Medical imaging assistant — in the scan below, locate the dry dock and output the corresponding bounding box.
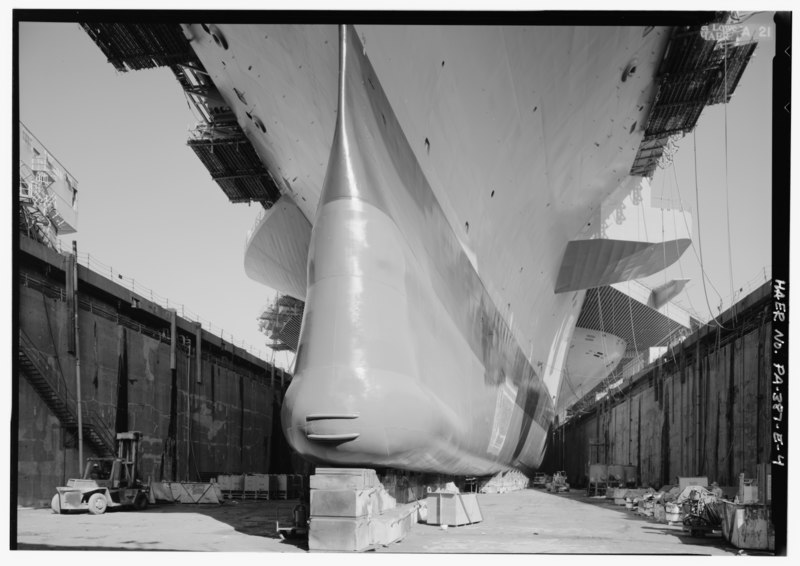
[16,489,749,554]
[16,236,302,508]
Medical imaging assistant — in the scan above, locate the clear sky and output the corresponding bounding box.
[15,13,777,373]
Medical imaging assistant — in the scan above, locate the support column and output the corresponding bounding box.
[71,241,83,469]
[195,322,203,384]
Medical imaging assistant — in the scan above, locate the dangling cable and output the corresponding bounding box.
[668,173,702,320]
[692,131,728,329]
[671,158,726,313]
[595,287,618,401]
[722,41,738,322]
[661,204,668,285]
[625,283,640,366]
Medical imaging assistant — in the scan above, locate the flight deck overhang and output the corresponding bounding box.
[578,281,697,352]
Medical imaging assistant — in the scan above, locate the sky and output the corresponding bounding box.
[13,12,779,375]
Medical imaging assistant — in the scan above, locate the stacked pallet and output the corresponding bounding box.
[215,473,306,500]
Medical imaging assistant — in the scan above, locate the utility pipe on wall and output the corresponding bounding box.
[72,241,83,470]
[168,308,178,480]
[169,309,177,371]
[185,336,192,481]
[195,322,202,384]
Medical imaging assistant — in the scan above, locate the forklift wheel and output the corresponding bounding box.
[88,493,108,515]
[50,494,61,514]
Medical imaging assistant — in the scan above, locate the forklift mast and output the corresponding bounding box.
[116,431,142,486]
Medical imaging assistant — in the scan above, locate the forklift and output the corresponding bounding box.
[546,471,571,492]
[51,431,150,515]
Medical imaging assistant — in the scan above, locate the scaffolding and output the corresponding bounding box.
[630,14,758,177]
[188,133,283,206]
[19,162,57,247]
[19,124,79,249]
[80,23,200,72]
[258,296,305,353]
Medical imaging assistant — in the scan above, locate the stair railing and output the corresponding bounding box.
[18,328,73,406]
[18,329,116,456]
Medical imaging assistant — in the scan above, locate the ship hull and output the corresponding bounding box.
[184,23,674,474]
[285,198,551,473]
[557,327,628,414]
[283,27,552,475]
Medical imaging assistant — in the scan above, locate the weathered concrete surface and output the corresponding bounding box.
[376,490,740,555]
[15,490,753,555]
[15,500,307,552]
[17,236,300,507]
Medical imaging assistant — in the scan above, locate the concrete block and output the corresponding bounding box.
[376,487,396,513]
[309,516,371,552]
[311,488,376,518]
[369,503,417,546]
[310,468,378,490]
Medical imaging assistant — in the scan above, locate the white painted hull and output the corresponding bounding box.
[185,23,675,473]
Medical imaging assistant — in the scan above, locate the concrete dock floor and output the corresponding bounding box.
[14,488,755,555]
[377,489,739,555]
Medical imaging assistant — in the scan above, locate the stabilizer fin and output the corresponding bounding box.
[555,238,690,293]
[648,278,690,309]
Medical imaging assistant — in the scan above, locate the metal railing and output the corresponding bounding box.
[51,249,270,361]
[18,329,116,456]
[19,329,72,404]
[89,252,265,358]
[84,412,116,456]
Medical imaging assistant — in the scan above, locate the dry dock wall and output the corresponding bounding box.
[16,236,294,507]
[546,283,772,489]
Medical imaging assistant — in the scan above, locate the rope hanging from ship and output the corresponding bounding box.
[722,41,738,325]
